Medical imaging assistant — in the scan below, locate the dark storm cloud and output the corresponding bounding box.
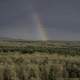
[34,0,80,32]
[0,0,80,40]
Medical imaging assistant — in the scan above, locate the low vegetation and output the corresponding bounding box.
[0,40,80,80]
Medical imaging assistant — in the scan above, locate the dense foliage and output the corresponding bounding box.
[0,46,80,56]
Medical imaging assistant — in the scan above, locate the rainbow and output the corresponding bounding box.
[33,13,48,41]
[28,4,48,41]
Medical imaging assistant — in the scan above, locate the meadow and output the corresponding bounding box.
[0,40,80,80]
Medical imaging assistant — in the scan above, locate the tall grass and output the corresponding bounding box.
[0,53,79,80]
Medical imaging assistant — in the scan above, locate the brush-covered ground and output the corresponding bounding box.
[0,40,80,80]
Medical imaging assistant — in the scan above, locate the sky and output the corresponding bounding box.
[0,0,80,40]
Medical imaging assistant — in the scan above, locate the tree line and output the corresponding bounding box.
[0,46,80,56]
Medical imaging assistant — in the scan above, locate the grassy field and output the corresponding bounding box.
[0,40,80,80]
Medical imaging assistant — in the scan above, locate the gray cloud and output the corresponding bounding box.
[0,0,80,40]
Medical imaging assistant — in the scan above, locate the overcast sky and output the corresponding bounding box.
[0,0,80,40]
